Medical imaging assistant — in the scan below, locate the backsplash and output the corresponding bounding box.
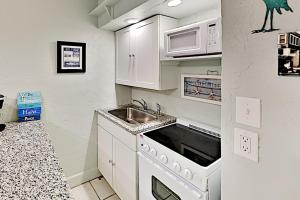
[132,59,221,128]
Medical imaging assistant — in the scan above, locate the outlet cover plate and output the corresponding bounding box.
[234,128,258,162]
[236,96,261,128]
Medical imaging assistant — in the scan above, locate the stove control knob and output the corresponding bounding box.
[184,169,193,180]
[150,148,157,157]
[143,144,150,152]
[160,155,168,164]
[173,162,181,173]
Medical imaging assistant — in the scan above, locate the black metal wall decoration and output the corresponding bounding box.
[252,0,293,34]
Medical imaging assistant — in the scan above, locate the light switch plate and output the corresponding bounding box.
[234,128,258,162]
[236,96,261,128]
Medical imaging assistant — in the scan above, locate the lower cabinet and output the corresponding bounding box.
[98,126,137,200]
[98,127,113,186]
[113,138,137,200]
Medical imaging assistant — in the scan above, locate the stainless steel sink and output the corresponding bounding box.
[108,107,157,124]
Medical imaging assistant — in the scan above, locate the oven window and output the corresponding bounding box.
[152,176,181,200]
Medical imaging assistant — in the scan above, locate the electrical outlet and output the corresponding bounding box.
[240,135,251,154]
[234,128,258,162]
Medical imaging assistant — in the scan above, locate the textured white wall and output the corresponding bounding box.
[222,0,300,199]
[0,0,131,187]
[132,59,222,128]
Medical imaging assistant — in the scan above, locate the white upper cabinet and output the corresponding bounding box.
[116,29,132,85]
[134,20,159,89]
[116,15,178,90]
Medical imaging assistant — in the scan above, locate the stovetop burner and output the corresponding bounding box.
[144,123,221,167]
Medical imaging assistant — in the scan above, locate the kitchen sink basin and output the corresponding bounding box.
[108,107,157,124]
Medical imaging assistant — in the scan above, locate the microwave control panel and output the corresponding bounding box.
[207,18,222,53]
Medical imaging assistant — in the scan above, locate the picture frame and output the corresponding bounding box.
[278,32,300,76]
[181,74,222,105]
[57,41,86,73]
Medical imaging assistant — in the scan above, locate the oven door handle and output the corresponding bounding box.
[139,152,206,200]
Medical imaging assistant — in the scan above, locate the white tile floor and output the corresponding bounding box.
[71,177,120,200]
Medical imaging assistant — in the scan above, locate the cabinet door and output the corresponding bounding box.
[113,139,137,200]
[116,29,133,85]
[98,127,113,186]
[133,19,160,89]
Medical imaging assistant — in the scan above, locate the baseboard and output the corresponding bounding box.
[66,168,101,188]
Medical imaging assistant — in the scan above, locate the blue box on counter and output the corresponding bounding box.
[17,91,42,122]
[18,115,41,122]
[18,102,41,109]
[18,107,42,117]
[17,91,42,106]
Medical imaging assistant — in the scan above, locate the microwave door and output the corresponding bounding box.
[165,24,207,57]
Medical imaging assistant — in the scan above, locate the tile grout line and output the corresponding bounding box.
[89,177,116,200]
[89,179,102,200]
[103,193,116,200]
[70,176,102,190]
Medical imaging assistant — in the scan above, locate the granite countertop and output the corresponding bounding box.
[96,104,176,134]
[0,121,72,200]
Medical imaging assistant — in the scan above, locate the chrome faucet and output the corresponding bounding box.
[132,99,148,110]
[156,103,161,116]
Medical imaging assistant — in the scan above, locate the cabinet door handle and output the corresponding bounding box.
[112,163,116,166]
[109,160,113,164]
[132,54,135,69]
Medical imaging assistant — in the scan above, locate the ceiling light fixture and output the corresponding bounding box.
[167,0,182,7]
[125,18,139,24]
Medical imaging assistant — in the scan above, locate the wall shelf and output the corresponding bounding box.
[161,54,222,61]
[91,0,219,31]
[89,0,120,17]
[100,0,165,31]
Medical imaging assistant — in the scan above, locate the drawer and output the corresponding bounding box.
[98,115,137,151]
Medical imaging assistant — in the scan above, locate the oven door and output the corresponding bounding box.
[138,152,208,200]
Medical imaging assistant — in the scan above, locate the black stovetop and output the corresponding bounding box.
[145,124,221,167]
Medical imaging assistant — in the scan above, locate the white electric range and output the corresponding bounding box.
[138,119,221,200]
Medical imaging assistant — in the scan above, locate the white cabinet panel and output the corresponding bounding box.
[134,21,159,89]
[116,29,132,85]
[113,139,137,200]
[115,15,178,90]
[98,116,138,200]
[98,127,113,186]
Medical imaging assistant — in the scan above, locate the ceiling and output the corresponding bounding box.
[151,0,219,19]
[100,0,220,31]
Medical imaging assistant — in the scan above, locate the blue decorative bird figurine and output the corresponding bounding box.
[252,0,293,33]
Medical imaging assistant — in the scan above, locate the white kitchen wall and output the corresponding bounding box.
[222,0,300,199]
[132,9,222,128]
[132,59,221,128]
[0,0,131,187]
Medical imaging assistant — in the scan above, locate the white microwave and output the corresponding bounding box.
[164,18,222,57]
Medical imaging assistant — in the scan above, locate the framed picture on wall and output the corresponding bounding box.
[278,32,300,76]
[181,74,222,105]
[57,41,86,73]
